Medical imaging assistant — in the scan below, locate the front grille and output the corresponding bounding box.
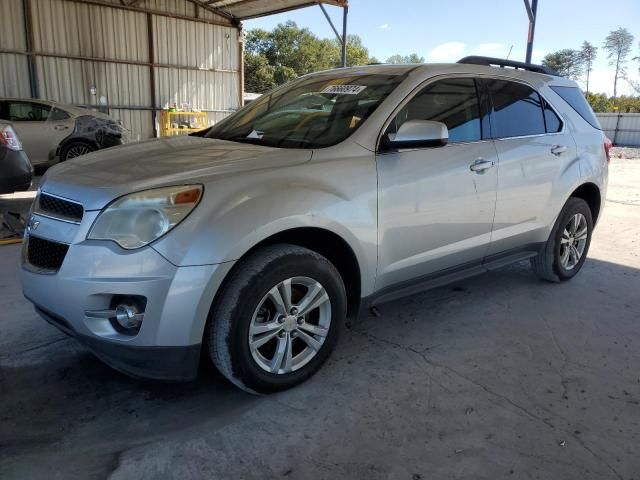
[26,236,69,272]
[37,193,84,223]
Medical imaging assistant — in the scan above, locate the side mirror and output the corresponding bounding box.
[383,120,448,150]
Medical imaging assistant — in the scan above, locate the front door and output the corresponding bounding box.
[376,77,498,291]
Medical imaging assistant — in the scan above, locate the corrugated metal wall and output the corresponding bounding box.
[596,113,640,147]
[0,0,30,98]
[0,0,241,141]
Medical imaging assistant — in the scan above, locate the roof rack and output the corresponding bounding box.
[457,56,559,76]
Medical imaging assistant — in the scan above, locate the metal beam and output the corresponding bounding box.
[318,3,349,67]
[522,0,534,22]
[63,0,237,28]
[341,5,348,68]
[318,4,343,44]
[21,0,39,99]
[0,48,239,75]
[524,0,538,64]
[185,0,237,22]
[146,13,158,137]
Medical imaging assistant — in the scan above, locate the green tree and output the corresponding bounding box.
[629,41,640,95]
[244,52,276,93]
[585,92,612,112]
[542,49,583,79]
[579,41,598,94]
[243,21,374,93]
[603,27,634,98]
[386,53,425,64]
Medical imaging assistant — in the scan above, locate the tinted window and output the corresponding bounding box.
[7,102,51,122]
[550,86,601,129]
[389,78,482,143]
[49,107,71,121]
[487,80,545,138]
[543,99,562,133]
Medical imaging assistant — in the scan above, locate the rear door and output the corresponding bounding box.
[482,78,577,256]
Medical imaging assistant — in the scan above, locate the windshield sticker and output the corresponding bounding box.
[321,85,367,95]
[246,129,264,139]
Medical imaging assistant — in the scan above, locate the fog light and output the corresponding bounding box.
[115,304,143,329]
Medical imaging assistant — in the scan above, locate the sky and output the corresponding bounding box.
[245,0,640,96]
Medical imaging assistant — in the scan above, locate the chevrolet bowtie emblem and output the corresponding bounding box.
[27,218,40,233]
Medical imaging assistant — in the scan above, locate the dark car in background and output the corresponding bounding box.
[0,98,129,168]
[0,122,32,195]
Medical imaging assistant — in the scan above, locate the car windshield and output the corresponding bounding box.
[205,71,409,149]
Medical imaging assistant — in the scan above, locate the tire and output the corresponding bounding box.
[206,244,347,394]
[531,197,593,282]
[60,141,95,161]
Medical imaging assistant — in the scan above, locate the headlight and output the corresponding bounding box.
[88,185,202,249]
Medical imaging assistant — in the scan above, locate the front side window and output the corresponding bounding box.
[206,71,409,149]
[387,77,482,144]
[486,80,545,138]
[7,102,51,122]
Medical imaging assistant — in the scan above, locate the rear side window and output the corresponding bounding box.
[543,99,562,133]
[390,77,482,143]
[49,107,71,121]
[486,80,545,138]
[550,86,601,129]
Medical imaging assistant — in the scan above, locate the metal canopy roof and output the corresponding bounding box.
[203,0,348,21]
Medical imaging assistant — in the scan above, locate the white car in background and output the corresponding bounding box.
[0,98,129,167]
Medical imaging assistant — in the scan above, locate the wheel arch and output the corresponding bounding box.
[212,227,363,322]
[570,182,601,224]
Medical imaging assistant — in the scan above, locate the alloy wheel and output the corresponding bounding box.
[65,144,93,159]
[559,213,588,270]
[248,276,332,375]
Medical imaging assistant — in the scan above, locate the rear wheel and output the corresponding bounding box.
[60,142,95,161]
[206,244,346,394]
[531,197,593,282]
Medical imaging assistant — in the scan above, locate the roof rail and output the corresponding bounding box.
[457,56,559,76]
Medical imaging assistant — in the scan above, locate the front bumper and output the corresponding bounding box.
[21,215,231,381]
[33,303,201,381]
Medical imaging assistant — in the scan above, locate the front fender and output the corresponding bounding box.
[152,154,378,295]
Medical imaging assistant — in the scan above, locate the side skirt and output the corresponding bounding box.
[364,243,543,309]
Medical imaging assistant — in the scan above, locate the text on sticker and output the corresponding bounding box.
[321,85,368,95]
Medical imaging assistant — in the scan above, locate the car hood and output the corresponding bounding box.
[41,136,312,210]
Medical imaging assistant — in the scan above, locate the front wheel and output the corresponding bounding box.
[531,197,593,282]
[206,244,346,394]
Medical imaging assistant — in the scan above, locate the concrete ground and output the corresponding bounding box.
[1,153,639,480]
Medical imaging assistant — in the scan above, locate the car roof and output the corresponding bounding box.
[306,63,577,88]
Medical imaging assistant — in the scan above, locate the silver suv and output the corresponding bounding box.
[21,57,609,393]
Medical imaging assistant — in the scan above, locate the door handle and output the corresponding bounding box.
[54,125,69,131]
[469,158,495,173]
[551,145,567,156]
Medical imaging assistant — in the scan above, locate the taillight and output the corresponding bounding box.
[604,136,613,164]
[0,125,22,151]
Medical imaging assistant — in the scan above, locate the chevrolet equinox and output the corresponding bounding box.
[21,57,609,393]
